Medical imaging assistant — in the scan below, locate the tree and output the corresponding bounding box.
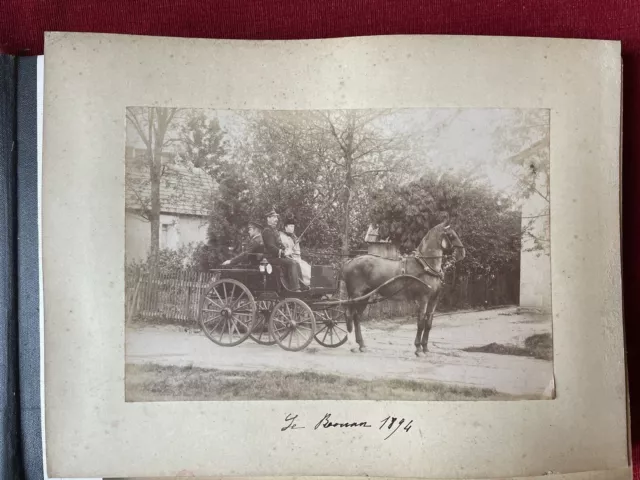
[493,110,550,254]
[369,169,521,277]
[201,166,254,268]
[175,110,228,177]
[308,110,411,256]
[224,110,407,257]
[125,107,181,265]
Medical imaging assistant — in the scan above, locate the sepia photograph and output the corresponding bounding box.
[123,106,553,402]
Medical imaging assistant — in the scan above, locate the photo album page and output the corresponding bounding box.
[40,32,628,479]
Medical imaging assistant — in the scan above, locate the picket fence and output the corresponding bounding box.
[126,269,217,323]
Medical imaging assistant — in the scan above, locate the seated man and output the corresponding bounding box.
[222,220,264,266]
[261,209,303,291]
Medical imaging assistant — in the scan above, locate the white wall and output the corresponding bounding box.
[125,212,208,264]
[519,175,552,311]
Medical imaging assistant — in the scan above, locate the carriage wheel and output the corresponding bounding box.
[313,307,349,348]
[249,300,278,345]
[269,298,316,352]
[198,279,256,347]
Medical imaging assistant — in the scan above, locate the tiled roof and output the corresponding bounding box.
[125,156,216,217]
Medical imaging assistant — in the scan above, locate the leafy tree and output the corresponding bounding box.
[200,166,254,268]
[233,110,410,257]
[492,109,550,254]
[175,110,228,177]
[369,169,521,277]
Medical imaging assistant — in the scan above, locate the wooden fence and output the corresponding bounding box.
[126,269,216,323]
[364,270,520,320]
[126,268,520,325]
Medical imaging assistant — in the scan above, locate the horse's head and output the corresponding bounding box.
[417,216,466,263]
[441,224,466,262]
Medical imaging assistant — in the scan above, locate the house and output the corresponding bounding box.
[518,175,551,311]
[125,147,216,264]
[514,141,552,312]
[364,225,400,259]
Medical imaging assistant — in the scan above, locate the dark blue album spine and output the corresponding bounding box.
[0,54,22,480]
[17,56,43,480]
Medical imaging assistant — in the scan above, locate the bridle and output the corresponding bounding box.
[410,229,464,280]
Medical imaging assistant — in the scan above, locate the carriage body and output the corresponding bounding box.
[214,262,338,300]
[196,257,349,351]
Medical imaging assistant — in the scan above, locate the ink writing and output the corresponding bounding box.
[281,414,305,431]
[314,413,372,430]
[280,413,414,440]
[379,416,413,440]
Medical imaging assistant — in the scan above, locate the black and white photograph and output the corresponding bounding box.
[124,106,553,402]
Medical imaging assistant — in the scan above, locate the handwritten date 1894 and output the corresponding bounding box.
[380,416,413,440]
[281,414,413,440]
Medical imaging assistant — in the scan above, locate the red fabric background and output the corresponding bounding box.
[1,0,638,475]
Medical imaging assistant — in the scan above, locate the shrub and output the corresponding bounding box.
[126,242,205,278]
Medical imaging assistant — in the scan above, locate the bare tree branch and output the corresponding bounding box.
[126,108,151,148]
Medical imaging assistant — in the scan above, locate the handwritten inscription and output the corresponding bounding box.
[380,415,413,440]
[315,413,372,430]
[281,413,413,440]
[281,414,305,431]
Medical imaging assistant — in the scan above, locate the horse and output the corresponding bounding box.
[341,218,465,356]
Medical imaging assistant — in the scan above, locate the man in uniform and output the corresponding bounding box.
[222,220,264,266]
[261,208,303,291]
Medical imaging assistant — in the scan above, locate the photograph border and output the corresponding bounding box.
[122,104,554,402]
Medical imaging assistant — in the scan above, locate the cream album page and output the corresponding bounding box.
[41,32,627,479]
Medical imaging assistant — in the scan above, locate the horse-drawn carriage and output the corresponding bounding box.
[196,217,466,355]
[197,257,350,351]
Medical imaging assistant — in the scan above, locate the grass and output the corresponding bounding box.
[462,333,552,361]
[125,363,529,402]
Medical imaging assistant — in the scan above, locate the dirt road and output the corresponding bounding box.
[125,306,554,397]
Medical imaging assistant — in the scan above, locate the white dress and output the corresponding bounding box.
[279,232,311,286]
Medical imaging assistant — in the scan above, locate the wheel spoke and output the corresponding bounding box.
[214,288,225,306]
[279,328,291,342]
[203,308,223,314]
[205,297,224,309]
[321,327,330,343]
[218,318,226,342]
[232,317,243,338]
[208,316,225,333]
[233,314,251,331]
[334,325,348,334]
[202,313,223,325]
[230,292,247,310]
[315,323,329,335]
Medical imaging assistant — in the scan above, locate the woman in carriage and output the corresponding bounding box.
[279,214,312,287]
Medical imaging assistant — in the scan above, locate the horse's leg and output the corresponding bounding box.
[415,298,428,357]
[421,290,442,353]
[351,302,368,353]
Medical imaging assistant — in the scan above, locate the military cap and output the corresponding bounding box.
[248,220,263,230]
